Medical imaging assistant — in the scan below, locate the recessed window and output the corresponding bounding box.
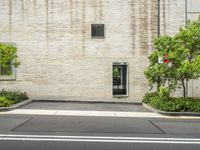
[0,43,16,81]
[0,61,16,81]
[91,24,105,38]
[0,62,12,76]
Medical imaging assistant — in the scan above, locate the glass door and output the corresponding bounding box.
[113,63,128,96]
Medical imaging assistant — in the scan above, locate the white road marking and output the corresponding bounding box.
[0,134,200,144]
[0,134,200,141]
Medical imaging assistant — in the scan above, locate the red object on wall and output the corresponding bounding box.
[163,54,169,64]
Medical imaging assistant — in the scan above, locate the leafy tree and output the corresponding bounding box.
[145,16,200,98]
[174,17,200,97]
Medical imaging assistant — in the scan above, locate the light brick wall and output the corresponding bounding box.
[1,0,198,101]
[160,0,186,36]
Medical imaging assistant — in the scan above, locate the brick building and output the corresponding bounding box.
[0,0,199,101]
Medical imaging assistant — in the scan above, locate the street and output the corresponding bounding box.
[1,140,200,150]
[0,114,200,150]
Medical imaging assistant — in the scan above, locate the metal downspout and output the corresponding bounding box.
[157,0,161,91]
[158,0,160,37]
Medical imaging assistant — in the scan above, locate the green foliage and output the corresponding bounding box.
[144,16,200,97]
[113,67,121,78]
[143,94,200,112]
[142,92,159,104]
[0,89,28,104]
[0,96,12,107]
[144,36,181,89]
[0,43,20,75]
[158,86,170,99]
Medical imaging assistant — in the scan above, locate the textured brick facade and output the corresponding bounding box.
[0,0,198,101]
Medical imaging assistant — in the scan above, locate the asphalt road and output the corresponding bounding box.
[1,140,200,150]
[1,114,200,150]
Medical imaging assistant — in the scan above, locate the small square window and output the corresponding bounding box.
[91,24,105,38]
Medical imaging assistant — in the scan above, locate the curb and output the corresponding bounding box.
[33,99,142,105]
[0,99,33,112]
[143,103,200,117]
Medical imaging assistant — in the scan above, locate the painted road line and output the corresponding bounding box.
[1,134,200,141]
[0,135,200,144]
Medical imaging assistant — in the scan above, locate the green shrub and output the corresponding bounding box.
[0,96,12,107]
[159,86,170,99]
[142,92,159,104]
[143,93,200,112]
[0,89,28,104]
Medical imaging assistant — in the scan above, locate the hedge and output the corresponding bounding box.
[143,92,200,112]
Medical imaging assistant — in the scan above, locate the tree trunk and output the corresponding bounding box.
[157,76,160,92]
[181,79,186,98]
[186,79,189,98]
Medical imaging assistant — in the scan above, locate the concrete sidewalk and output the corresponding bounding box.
[2,109,164,118]
[0,101,157,118]
[0,101,199,119]
[1,101,200,119]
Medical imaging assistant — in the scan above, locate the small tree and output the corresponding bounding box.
[144,36,181,95]
[0,43,20,76]
[174,17,200,97]
[145,16,200,98]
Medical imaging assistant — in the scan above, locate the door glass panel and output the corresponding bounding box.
[113,64,127,96]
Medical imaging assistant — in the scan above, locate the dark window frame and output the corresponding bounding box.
[112,62,129,97]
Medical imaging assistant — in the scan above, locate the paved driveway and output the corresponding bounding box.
[20,102,149,112]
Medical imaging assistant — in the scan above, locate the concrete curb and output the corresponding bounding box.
[30,96,142,104]
[33,99,142,105]
[143,103,200,117]
[0,99,33,112]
